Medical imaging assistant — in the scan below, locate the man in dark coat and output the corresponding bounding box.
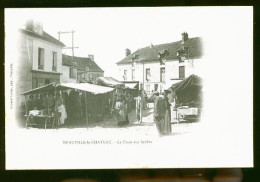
[153,92,165,135]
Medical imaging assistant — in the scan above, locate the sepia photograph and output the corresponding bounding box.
[5,7,253,169]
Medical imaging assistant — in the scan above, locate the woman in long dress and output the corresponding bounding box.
[57,95,67,125]
[115,98,128,127]
[161,92,172,135]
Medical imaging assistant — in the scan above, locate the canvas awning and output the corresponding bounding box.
[21,83,57,95]
[163,80,182,91]
[95,77,124,88]
[170,74,202,94]
[124,83,138,89]
[21,82,114,95]
[58,83,114,95]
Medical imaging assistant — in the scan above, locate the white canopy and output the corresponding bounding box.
[59,83,114,95]
[124,83,138,89]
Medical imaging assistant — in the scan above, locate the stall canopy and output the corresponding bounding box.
[169,74,203,104]
[21,83,56,95]
[124,83,138,89]
[95,77,124,88]
[21,82,114,95]
[59,83,114,94]
[170,74,202,93]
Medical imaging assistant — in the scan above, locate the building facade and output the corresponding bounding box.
[62,54,104,83]
[17,20,65,106]
[116,32,203,94]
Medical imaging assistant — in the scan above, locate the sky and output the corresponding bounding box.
[5,7,209,79]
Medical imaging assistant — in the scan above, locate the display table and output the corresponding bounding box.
[177,107,199,122]
[25,113,53,129]
[177,107,199,115]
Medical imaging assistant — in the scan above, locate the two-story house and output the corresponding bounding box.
[116,32,203,94]
[17,20,65,106]
[62,54,104,83]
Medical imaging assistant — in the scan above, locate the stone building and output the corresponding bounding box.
[17,20,65,106]
[62,54,104,83]
[116,32,203,94]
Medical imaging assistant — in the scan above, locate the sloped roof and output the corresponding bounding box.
[62,54,104,72]
[117,37,202,64]
[19,29,65,47]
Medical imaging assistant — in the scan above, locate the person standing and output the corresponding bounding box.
[125,91,132,113]
[162,91,172,135]
[135,93,142,123]
[115,98,128,127]
[153,92,165,135]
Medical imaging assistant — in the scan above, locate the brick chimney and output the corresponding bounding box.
[181,32,189,43]
[125,48,131,57]
[26,19,43,36]
[88,54,94,61]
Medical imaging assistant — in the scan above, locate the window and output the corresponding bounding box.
[179,66,185,79]
[45,79,50,85]
[52,52,57,71]
[32,78,37,89]
[160,67,165,82]
[38,48,44,70]
[89,73,93,81]
[140,84,143,91]
[132,69,135,81]
[69,67,77,79]
[37,79,45,87]
[123,70,127,81]
[81,73,85,80]
[154,84,158,91]
[146,84,150,93]
[146,68,150,81]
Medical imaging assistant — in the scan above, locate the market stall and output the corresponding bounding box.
[169,74,203,122]
[21,82,114,129]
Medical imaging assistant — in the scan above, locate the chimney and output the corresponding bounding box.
[181,32,189,43]
[26,19,43,36]
[125,48,131,57]
[88,54,94,61]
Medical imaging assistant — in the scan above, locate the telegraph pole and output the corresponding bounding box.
[58,30,79,61]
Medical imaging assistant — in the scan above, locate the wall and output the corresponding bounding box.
[31,37,63,73]
[16,33,33,107]
[117,57,203,94]
[165,58,203,80]
[86,71,104,82]
[16,32,63,107]
[61,65,77,83]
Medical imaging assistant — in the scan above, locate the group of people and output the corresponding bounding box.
[111,89,151,126]
[111,89,131,127]
[25,91,67,126]
[25,87,173,135]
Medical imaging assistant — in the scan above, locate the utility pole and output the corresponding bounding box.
[58,30,79,62]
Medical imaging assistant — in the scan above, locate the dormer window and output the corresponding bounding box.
[158,49,169,65]
[177,46,189,63]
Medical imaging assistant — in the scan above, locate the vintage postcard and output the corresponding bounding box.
[5,7,253,169]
